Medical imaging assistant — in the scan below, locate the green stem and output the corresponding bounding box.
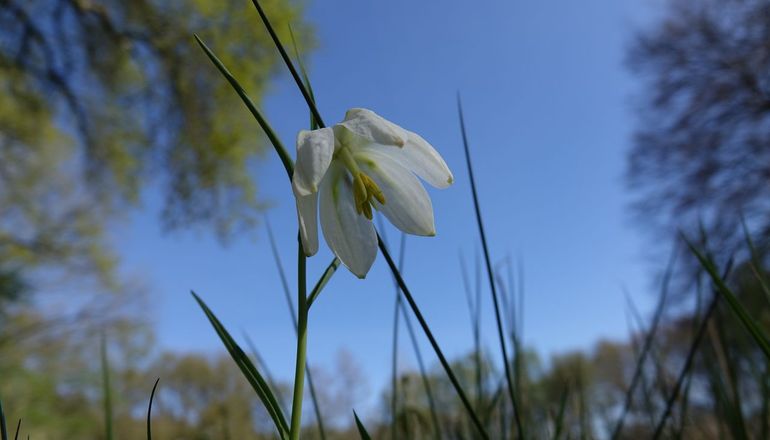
[290,242,309,440]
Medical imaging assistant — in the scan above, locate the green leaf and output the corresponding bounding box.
[191,291,290,439]
[353,411,373,440]
[194,34,294,179]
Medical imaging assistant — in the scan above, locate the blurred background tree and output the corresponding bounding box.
[627,0,770,276]
[0,0,314,297]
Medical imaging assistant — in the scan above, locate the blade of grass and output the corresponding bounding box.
[353,411,373,440]
[0,399,7,440]
[390,280,401,440]
[379,224,406,440]
[243,333,286,409]
[710,318,749,439]
[379,236,489,439]
[741,218,770,305]
[100,333,114,440]
[147,378,159,440]
[379,217,442,439]
[191,291,289,439]
[553,385,569,440]
[194,34,293,178]
[457,94,523,439]
[611,250,676,439]
[460,253,484,418]
[685,236,770,359]
[249,0,325,128]
[12,420,19,440]
[651,258,733,439]
[287,24,318,131]
[307,258,340,308]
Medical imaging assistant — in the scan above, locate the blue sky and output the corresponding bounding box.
[114,0,660,409]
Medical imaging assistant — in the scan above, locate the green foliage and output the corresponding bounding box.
[0,0,315,292]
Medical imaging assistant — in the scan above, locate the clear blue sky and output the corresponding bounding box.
[114,0,660,411]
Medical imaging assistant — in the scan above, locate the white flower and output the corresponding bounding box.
[292,108,454,278]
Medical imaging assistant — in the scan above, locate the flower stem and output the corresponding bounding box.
[289,242,309,440]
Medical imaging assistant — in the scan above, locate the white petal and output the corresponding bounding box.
[319,163,377,278]
[363,131,453,189]
[294,187,319,256]
[355,149,436,236]
[292,127,335,196]
[337,108,408,148]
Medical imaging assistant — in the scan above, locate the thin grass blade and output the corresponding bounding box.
[0,399,6,440]
[457,94,523,438]
[685,237,770,359]
[249,0,325,128]
[100,333,114,440]
[307,258,340,308]
[353,411,373,440]
[194,34,293,178]
[652,259,733,439]
[553,386,569,440]
[191,291,289,439]
[146,378,160,440]
[611,250,676,439]
[378,236,489,439]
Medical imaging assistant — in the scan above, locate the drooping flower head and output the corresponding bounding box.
[292,108,453,278]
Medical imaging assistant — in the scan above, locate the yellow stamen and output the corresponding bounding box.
[352,174,367,214]
[362,201,373,220]
[360,173,385,205]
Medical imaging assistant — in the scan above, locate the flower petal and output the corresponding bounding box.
[294,187,319,256]
[362,131,453,189]
[338,108,408,148]
[355,149,436,236]
[292,127,335,196]
[319,163,377,278]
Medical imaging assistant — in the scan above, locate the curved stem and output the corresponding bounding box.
[289,242,309,440]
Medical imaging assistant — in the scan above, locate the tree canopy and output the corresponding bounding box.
[627,0,770,268]
[0,0,313,292]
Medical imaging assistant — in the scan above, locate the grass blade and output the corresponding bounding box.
[685,236,770,359]
[611,250,676,439]
[146,378,160,440]
[307,259,340,309]
[353,411,373,440]
[553,386,569,440]
[100,333,114,440]
[249,0,325,128]
[194,34,293,178]
[652,259,733,439]
[191,291,289,439]
[0,399,7,440]
[12,419,19,440]
[381,225,441,439]
[378,236,489,439]
[457,94,523,438]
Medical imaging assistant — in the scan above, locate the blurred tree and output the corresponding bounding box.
[627,0,770,271]
[0,0,314,291]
